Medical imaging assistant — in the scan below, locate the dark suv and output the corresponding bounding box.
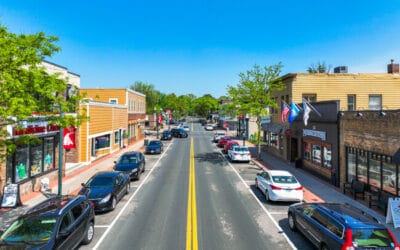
[288,202,399,249]
[0,195,95,249]
[171,128,188,138]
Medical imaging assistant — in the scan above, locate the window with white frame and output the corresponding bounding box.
[368,95,381,110]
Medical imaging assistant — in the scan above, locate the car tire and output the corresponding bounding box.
[111,196,117,210]
[81,221,94,245]
[288,213,297,232]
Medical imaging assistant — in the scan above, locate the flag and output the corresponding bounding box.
[303,100,312,126]
[281,100,289,123]
[288,102,300,124]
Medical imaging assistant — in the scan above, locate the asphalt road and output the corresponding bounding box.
[80,122,314,250]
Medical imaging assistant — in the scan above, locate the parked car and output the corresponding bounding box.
[79,171,130,212]
[113,151,146,180]
[171,128,188,138]
[255,170,303,202]
[218,136,232,148]
[213,132,226,142]
[205,124,214,131]
[0,195,95,249]
[145,140,164,154]
[223,140,239,154]
[161,130,172,140]
[288,202,399,249]
[227,146,251,162]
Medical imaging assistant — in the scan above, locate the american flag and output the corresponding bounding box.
[281,100,290,123]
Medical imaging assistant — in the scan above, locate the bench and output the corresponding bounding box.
[343,179,366,200]
[368,189,391,213]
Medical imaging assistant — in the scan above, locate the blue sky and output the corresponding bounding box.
[1,1,400,97]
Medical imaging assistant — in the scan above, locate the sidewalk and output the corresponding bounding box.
[246,143,400,242]
[0,138,146,233]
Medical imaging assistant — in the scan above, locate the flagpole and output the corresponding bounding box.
[302,98,322,117]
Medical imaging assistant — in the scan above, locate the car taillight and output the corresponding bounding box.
[388,229,400,249]
[294,186,303,190]
[341,229,354,250]
[270,184,282,190]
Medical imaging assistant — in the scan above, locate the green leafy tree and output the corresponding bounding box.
[227,63,285,159]
[130,81,162,113]
[307,61,331,73]
[193,94,218,117]
[0,24,86,158]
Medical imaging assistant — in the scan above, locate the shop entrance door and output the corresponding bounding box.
[290,138,298,162]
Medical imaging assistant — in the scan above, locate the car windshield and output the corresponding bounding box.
[87,176,114,188]
[271,175,298,184]
[149,141,160,146]
[0,216,57,244]
[352,228,394,247]
[118,155,138,164]
[234,147,248,152]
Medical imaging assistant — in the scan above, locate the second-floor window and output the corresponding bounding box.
[109,98,118,105]
[347,95,356,111]
[302,94,316,103]
[369,95,382,110]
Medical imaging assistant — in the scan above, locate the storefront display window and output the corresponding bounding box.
[114,131,120,144]
[95,135,110,150]
[357,150,368,183]
[15,145,29,182]
[323,146,332,168]
[303,142,311,161]
[30,143,43,176]
[368,153,381,189]
[312,144,321,165]
[383,156,396,195]
[44,137,54,171]
[346,147,356,182]
[270,133,279,149]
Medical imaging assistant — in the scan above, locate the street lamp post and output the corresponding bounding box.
[58,105,63,196]
[154,107,160,139]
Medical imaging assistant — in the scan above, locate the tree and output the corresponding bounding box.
[130,81,162,113]
[0,24,86,158]
[193,94,218,117]
[227,63,285,159]
[307,61,331,73]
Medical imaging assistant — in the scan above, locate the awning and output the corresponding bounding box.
[262,123,288,134]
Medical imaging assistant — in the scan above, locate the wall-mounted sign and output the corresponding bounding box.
[303,129,326,141]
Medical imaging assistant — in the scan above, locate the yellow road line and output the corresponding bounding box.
[186,138,198,250]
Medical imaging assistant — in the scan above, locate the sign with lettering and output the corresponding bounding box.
[1,184,20,208]
[303,129,326,141]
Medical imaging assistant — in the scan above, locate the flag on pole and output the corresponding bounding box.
[303,99,311,126]
[288,102,300,124]
[281,100,290,123]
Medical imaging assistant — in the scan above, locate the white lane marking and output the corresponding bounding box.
[94,225,110,228]
[93,141,173,249]
[220,151,297,250]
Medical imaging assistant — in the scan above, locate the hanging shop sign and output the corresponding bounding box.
[9,119,60,137]
[63,126,76,149]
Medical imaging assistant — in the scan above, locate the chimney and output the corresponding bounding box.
[387,59,399,73]
[334,66,348,73]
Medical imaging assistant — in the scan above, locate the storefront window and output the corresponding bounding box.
[15,145,29,182]
[30,143,43,176]
[323,146,332,169]
[270,133,279,149]
[368,153,381,189]
[357,150,368,183]
[312,144,321,165]
[303,142,311,161]
[382,156,396,195]
[347,147,356,182]
[95,135,110,150]
[44,137,55,171]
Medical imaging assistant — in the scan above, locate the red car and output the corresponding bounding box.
[224,141,239,153]
[218,136,232,148]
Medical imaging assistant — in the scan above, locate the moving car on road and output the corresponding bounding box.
[255,170,303,202]
[0,195,95,249]
[80,171,130,212]
[113,151,146,180]
[213,132,225,142]
[183,125,190,132]
[288,202,399,250]
[171,128,188,138]
[227,146,251,163]
[145,140,164,154]
[205,124,214,131]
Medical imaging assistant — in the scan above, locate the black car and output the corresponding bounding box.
[79,171,130,212]
[160,130,172,140]
[288,202,399,249]
[145,140,164,154]
[171,128,188,138]
[0,195,95,249]
[113,151,146,180]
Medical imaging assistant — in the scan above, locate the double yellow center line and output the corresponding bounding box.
[186,138,198,250]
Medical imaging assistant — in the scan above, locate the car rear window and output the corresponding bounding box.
[352,228,395,247]
[272,176,297,184]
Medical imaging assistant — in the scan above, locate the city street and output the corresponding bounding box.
[79,123,311,249]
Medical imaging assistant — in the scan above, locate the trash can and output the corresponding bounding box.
[144,139,149,146]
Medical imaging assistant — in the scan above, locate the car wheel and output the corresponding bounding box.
[81,221,94,245]
[288,213,297,232]
[111,196,117,210]
[126,183,131,194]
